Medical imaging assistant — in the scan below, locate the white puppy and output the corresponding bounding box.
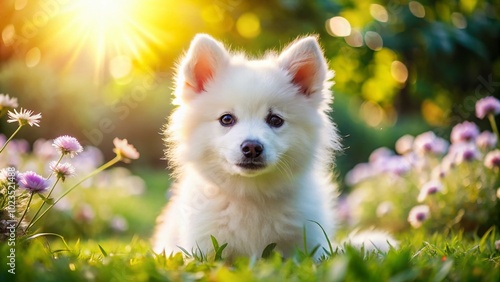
[153,34,342,259]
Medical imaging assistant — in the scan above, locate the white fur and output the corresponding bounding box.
[153,34,341,259]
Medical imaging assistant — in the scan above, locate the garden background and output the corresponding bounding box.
[1,0,500,280]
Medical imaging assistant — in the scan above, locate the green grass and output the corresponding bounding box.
[2,169,499,281]
[1,229,499,281]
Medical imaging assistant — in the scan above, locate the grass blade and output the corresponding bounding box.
[261,243,277,259]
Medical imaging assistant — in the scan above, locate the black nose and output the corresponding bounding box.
[241,140,264,158]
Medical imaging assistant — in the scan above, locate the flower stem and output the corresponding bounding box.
[488,113,499,147]
[26,177,61,232]
[16,192,34,231]
[0,125,23,154]
[27,155,122,230]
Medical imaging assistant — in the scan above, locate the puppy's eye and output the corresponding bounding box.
[219,114,236,127]
[266,114,284,128]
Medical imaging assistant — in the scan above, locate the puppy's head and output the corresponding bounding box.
[167,34,338,181]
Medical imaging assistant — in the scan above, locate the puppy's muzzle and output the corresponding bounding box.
[238,140,266,170]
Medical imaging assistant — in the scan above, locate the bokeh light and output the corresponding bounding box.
[327,16,351,37]
[409,1,426,18]
[109,56,132,80]
[345,29,363,47]
[390,61,408,84]
[360,101,385,127]
[2,24,15,46]
[365,31,383,50]
[451,12,467,29]
[369,4,388,22]
[236,13,261,39]
[25,47,41,68]
[14,0,27,10]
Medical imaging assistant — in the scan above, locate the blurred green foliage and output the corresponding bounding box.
[0,0,498,188]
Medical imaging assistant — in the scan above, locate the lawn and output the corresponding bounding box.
[1,169,499,281]
[1,227,499,281]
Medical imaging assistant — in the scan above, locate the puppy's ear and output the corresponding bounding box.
[278,36,328,96]
[178,34,229,95]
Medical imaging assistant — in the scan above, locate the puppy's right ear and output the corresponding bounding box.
[177,34,229,98]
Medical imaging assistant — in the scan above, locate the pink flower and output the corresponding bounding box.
[417,180,443,202]
[381,155,411,176]
[413,131,448,155]
[345,163,375,186]
[395,134,414,155]
[113,138,140,162]
[476,131,498,150]
[369,147,394,163]
[450,121,480,143]
[18,171,49,193]
[448,143,481,164]
[484,150,500,169]
[49,162,75,181]
[408,205,430,228]
[53,135,83,157]
[476,96,500,119]
[7,108,42,127]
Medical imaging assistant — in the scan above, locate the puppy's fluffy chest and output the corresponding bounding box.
[177,175,305,257]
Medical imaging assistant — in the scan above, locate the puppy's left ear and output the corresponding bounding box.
[278,36,328,96]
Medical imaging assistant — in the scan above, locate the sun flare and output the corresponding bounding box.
[47,0,164,83]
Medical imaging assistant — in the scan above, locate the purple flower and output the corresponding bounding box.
[49,162,75,181]
[448,143,481,164]
[450,121,480,144]
[417,180,443,202]
[53,135,83,158]
[345,163,375,186]
[381,155,411,176]
[395,134,414,155]
[369,147,394,163]
[413,131,448,156]
[408,205,430,228]
[476,96,500,119]
[476,131,498,150]
[484,150,500,169]
[495,240,500,251]
[18,171,49,193]
[7,108,42,127]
